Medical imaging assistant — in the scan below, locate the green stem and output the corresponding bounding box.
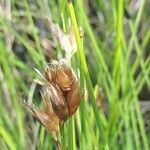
[67,0,107,145]
[113,0,124,89]
[60,124,66,150]
[68,117,76,150]
[38,127,45,149]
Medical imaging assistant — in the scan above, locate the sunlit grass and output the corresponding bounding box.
[0,0,150,149]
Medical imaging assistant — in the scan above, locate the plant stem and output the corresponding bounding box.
[67,0,107,145]
[60,124,66,150]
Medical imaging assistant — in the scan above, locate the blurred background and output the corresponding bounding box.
[0,0,150,149]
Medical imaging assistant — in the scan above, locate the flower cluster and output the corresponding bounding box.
[25,58,80,135]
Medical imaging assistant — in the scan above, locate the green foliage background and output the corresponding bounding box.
[0,0,150,149]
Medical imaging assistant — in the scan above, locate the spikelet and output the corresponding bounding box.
[24,58,80,135]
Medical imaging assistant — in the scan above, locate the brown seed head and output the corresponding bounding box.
[45,58,80,121]
[45,59,75,91]
[25,58,80,135]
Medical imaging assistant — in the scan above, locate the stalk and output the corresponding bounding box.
[67,0,107,145]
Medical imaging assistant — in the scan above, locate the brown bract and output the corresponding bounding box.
[25,58,80,134]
